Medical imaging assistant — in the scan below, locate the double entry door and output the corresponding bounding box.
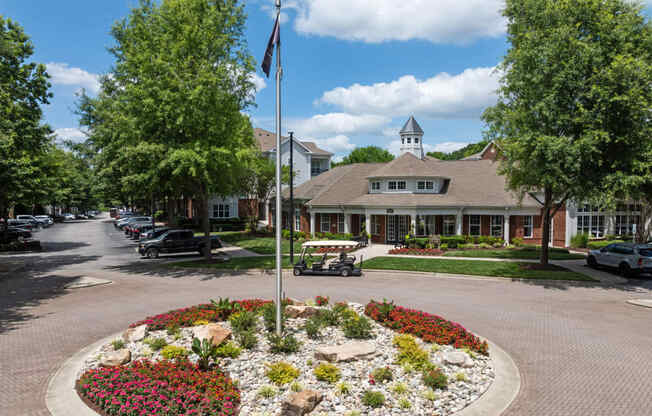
[386,215,409,243]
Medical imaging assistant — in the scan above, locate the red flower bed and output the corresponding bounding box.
[77,359,239,415]
[315,295,329,306]
[365,300,489,355]
[388,248,443,255]
[130,299,270,330]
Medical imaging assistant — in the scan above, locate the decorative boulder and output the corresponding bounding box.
[192,323,231,346]
[285,305,322,319]
[444,351,474,368]
[287,297,305,306]
[100,349,131,367]
[122,324,147,343]
[314,341,376,363]
[281,390,323,416]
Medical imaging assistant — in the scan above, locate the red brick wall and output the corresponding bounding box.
[526,206,567,247]
[300,207,310,233]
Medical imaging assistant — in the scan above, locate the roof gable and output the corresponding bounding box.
[253,128,332,156]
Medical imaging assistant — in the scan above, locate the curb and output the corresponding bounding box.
[626,299,652,309]
[46,332,520,416]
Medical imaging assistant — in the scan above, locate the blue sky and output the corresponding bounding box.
[3,0,650,161]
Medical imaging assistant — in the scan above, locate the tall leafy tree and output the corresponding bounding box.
[483,0,651,264]
[334,146,394,166]
[426,140,490,160]
[0,16,52,235]
[89,0,257,258]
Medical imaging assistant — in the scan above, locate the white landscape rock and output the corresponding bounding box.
[100,348,131,367]
[444,351,475,368]
[314,341,377,363]
[122,324,147,343]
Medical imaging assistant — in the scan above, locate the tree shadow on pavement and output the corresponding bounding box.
[514,267,652,292]
[39,241,91,252]
[103,259,271,282]
[0,254,101,334]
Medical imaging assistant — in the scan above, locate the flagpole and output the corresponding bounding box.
[274,0,283,335]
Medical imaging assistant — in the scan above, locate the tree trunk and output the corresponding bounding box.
[540,188,552,266]
[202,192,211,261]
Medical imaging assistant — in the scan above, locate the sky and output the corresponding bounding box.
[3,0,650,161]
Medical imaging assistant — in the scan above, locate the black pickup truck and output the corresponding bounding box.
[137,229,222,259]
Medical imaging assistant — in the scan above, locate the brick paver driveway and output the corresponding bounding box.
[1,217,651,416]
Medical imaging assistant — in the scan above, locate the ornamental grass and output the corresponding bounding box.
[365,300,489,355]
[77,359,239,415]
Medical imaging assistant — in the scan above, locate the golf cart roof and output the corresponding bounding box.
[301,240,359,248]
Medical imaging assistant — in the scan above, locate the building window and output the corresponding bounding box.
[615,215,639,236]
[414,138,419,144]
[443,215,456,236]
[337,213,344,233]
[576,205,605,238]
[371,181,381,191]
[469,215,481,236]
[407,138,411,144]
[401,138,404,144]
[294,208,301,231]
[490,215,503,237]
[213,204,230,218]
[417,181,434,190]
[371,216,380,235]
[523,216,533,238]
[397,181,406,190]
[320,214,330,232]
[388,181,397,190]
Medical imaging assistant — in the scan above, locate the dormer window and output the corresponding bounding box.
[397,181,406,190]
[407,138,411,144]
[414,138,419,144]
[417,180,434,190]
[388,181,397,190]
[371,181,381,191]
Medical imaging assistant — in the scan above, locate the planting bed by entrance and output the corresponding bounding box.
[76,297,494,415]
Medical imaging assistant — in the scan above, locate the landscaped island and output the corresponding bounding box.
[77,297,494,415]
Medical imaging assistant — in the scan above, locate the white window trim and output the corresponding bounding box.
[337,213,344,233]
[294,208,301,231]
[213,203,231,218]
[490,215,503,238]
[523,215,533,238]
[469,215,481,237]
[443,215,456,236]
[320,214,330,232]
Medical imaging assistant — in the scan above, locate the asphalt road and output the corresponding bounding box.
[1,215,651,416]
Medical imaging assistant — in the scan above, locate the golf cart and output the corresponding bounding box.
[293,240,363,277]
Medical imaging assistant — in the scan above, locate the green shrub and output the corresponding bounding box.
[440,243,448,250]
[166,325,181,337]
[398,398,412,409]
[455,372,467,382]
[570,233,589,248]
[423,368,448,390]
[111,339,125,350]
[461,347,477,359]
[315,309,340,326]
[422,389,438,401]
[304,317,322,339]
[160,345,189,360]
[370,367,393,383]
[192,319,211,326]
[257,385,277,399]
[214,341,241,358]
[262,303,286,332]
[267,333,301,354]
[306,358,314,367]
[374,298,395,322]
[361,390,385,408]
[314,363,341,383]
[265,361,301,385]
[235,329,258,350]
[336,382,352,396]
[191,338,218,370]
[393,334,433,370]
[290,381,303,392]
[587,239,624,250]
[391,382,409,396]
[143,337,168,352]
[228,310,257,333]
[341,315,374,339]
[512,237,524,247]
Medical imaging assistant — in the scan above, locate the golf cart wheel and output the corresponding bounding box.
[340,267,351,277]
[619,263,632,278]
[293,268,302,276]
[587,256,597,268]
[146,248,159,259]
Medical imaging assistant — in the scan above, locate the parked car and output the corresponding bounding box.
[587,243,652,277]
[7,219,35,231]
[63,213,75,221]
[137,229,222,259]
[140,227,173,241]
[5,227,32,239]
[15,215,42,228]
[116,216,151,230]
[125,222,152,238]
[35,215,54,226]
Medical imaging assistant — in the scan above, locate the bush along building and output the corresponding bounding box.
[277,117,649,247]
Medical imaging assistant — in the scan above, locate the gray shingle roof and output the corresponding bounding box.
[399,116,424,134]
[254,128,332,156]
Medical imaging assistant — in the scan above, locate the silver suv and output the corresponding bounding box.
[587,243,652,277]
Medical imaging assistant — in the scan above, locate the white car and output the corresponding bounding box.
[63,213,76,221]
[587,243,652,277]
[35,215,54,226]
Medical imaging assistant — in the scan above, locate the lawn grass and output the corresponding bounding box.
[197,231,305,255]
[442,248,585,260]
[361,257,594,281]
[168,256,294,271]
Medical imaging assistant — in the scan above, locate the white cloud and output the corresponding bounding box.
[250,72,267,92]
[290,113,390,137]
[291,0,505,44]
[54,127,87,143]
[432,141,469,153]
[46,63,100,94]
[318,67,500,119]
[311,134,356,154]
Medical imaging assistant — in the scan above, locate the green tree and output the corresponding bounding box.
[426,140,490,160]
[0,16,52,236]
[483,0,651,264]
[334,146,394,166]
[86,0,257,258]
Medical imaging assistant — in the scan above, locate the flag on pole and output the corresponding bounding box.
[261,15,280,78]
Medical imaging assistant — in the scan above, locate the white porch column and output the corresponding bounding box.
[504,214,510,245]
[456,209,463,235]
[365,213,372,244]
[344,213,351,234]
[410,214,417,236]
[310,212,316,237]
